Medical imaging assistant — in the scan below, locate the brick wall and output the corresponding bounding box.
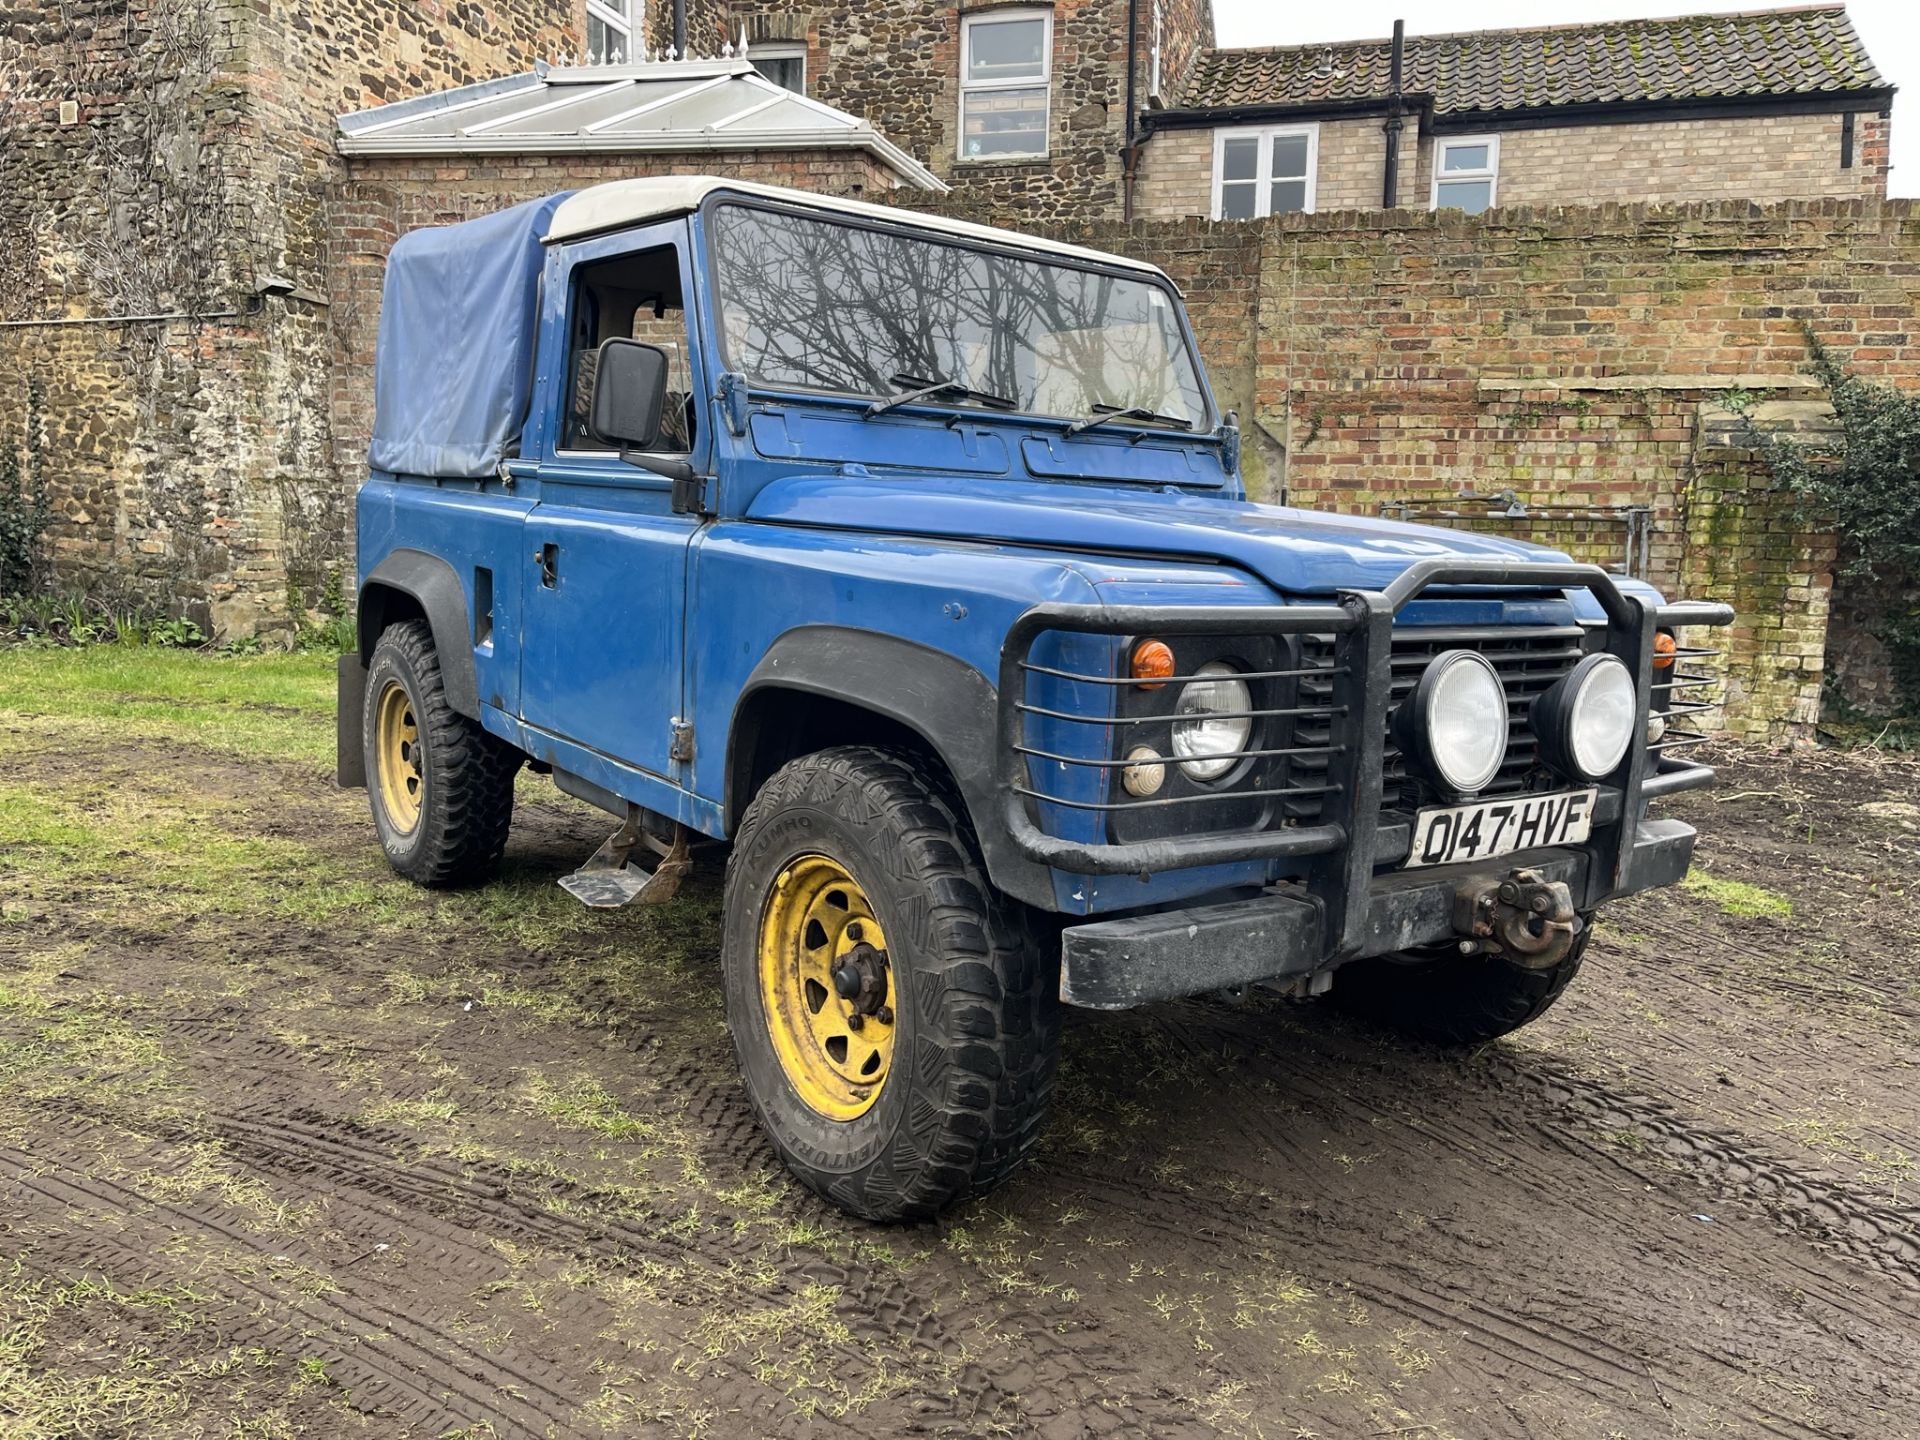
[1134,108,1890,221]
[1247,201,1920,737]
[1135,116,1416,216]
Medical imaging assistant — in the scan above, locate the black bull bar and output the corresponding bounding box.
[995,557,1735,972]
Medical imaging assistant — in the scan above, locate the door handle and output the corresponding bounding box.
[535,542,558,588]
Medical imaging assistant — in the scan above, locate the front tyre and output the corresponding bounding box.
[363,619,520,887]
[723,747,1059,1221]
[1330,925,1591,1047]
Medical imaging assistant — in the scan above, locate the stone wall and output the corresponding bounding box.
[0,0,579,634]
[1,0,290,631]
[1133,108,1890,222]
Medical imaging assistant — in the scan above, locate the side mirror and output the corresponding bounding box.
[588,339,669,450]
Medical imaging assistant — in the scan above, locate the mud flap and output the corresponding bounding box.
[559,816,693,908]
[336,652,368,789]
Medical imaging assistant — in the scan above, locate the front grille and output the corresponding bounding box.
[1287,625,1589,821]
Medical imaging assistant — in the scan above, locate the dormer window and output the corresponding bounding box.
[960,8,1052,160]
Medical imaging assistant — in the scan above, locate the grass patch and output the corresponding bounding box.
[1681,870,1794,920]
[0,648,335,765]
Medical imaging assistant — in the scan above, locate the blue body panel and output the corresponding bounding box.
[356,189,1669,919]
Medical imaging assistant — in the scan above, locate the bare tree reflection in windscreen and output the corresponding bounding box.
[711,205,1206,425]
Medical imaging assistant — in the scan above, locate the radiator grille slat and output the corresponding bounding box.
[1290,626,1588,821]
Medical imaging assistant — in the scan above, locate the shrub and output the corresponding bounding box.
[0,381,50,597]
[1737,330,1920,714]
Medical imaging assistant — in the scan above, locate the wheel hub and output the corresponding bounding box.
[373,679,424,836]
[758,855,897,1120]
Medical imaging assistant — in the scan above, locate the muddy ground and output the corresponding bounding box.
[1,652,1917,1439]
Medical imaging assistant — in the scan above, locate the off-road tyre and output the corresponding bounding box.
[723,746,1060,1221]
[1330,924,1591,1047]
[363,620,520,887]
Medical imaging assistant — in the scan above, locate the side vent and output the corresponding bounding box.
[473,567,494,648]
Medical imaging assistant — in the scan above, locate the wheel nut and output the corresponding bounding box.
[876,1006,893,1025]
[847,1013,864,1031]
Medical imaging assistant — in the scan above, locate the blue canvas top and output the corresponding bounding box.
[368,192,574,479]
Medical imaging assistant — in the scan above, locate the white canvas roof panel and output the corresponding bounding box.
[543,176,1170,279]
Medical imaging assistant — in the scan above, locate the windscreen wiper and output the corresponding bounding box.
[1063,404,1195,439]
[865,373,1016,419]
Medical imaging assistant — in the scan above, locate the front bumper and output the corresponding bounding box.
[1057,817,1696,1009]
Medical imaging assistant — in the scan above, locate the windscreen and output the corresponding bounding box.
[709,203,1209,427]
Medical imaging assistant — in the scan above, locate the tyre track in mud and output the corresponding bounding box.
[5,1030,1212,1439]
[1179,1001,1920,1290]
[0,1141,573,1435]
[198,1099,1215,1437]
[1033,1002,1920,1437]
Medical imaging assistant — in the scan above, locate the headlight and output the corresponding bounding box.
[1170,661,1252,781]
[1533,653,1638,781]
[1399,650,1508,793]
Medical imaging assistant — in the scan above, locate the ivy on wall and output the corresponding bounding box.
[0,382,50,596]
[1739,329,1920,713]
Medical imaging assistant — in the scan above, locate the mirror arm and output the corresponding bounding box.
[617,450,697,484]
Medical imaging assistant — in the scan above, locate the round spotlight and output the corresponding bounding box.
[1398,650,1509,794]
[1533,653,1639,782]
[1170,662,1253,781]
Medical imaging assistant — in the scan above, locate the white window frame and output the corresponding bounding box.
[749,41,806,94]
[586,0,633,62]
[1431,134,1500,212]
[958,7,1053,162]
[1209,123,1319,220]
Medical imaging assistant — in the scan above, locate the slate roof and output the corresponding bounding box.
[1178,5,1887,116]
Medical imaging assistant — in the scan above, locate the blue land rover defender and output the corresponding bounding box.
[338,178,1732,1220]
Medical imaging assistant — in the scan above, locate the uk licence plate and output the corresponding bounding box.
[1406,788,1598,869]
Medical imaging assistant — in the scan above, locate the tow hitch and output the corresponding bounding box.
[1454,867,1580,969]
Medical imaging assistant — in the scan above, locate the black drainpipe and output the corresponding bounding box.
[673,0,687,57]
[1122,0,1141,220]
[1382,18,1405,207]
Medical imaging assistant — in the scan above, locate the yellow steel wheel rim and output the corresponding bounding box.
[757,854,896,1121]
[374,679,424,836]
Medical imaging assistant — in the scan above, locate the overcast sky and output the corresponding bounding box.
[1212,1,1915,197]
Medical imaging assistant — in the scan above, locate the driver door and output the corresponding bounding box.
[518,221,707,782]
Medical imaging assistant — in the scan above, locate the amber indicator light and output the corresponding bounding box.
[1131,640,1175,689]
[1653,632,1677,671]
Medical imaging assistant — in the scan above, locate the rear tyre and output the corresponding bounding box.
[363,619,520,887]
[1330,924,1590,1046]
[722,746,1059,1222]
